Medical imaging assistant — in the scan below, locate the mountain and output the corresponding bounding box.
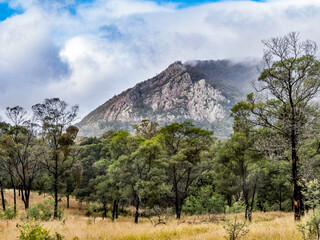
[77,60,259,138]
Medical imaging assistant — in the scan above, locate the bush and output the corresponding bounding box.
[27,199,63,221]
[17,221,65,240]
[299,209,320,240]
[226,202,245,214]
[86,202,103,217]
[183,186,225,215]
[56,207,64,220]
[223,214,249,240]
[0,206,17,220]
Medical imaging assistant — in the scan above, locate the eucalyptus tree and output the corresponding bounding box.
[32,98,79,218]
[100,129,167,223]
[0,107,43,210]
[0,122,10,211]
[234,32,320,220]
[130,136,167,223]
[215,131,263,221]
[75,138,106,203]
[107,131,143,223]
[159,122,213,219]
[133,119,158,140]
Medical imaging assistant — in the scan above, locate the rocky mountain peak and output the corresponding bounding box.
[77,60,258,138]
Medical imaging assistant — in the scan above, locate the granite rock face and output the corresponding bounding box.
[77,60,258,138]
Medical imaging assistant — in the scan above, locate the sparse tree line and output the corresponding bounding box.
[0,98,79,219]
[0,32,320,223]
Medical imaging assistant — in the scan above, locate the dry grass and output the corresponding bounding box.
[0,190,304,240]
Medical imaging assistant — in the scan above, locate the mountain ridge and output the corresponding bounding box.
[77,59,259,138]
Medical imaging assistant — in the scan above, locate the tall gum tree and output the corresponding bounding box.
[0,107,42,211]
[234,32,320,220]
[159,122,213,219]
[32,98,79,219]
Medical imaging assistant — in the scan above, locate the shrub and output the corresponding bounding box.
[183,186,225,215]
[86,202,103,217]
[223,214,249,240]
[299,209,320,240]
[17,221,65,240]
[56,207,64,220]
[27,199,63,221]
[226,202,245,214]
[0,206,17,220]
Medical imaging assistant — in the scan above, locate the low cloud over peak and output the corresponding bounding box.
[0,0,320,119]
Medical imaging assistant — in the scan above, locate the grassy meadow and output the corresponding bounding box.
[0,190,305,240]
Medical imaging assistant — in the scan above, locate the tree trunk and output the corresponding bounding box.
[11,185,16,213]
[1,188,5,211]
[10,176,16,213]
[292,143,303,220]
[248,181,257,222]
[54,178,58,219]
[290,96,304,220]
[23,189,30,209]
[174,182,181,219]
[112,200,117,221]
[53,150,59,219]
[279,186,282,211]
[21,188,25,202]
[244,201,248,221]
[115,202,119,219]
[23,196,29,209]
[134,200,140,224]
[67,194,70,209]
[243,179,249,221]
[13,187,16,213]
[102,203,107,219]
[227,195,232,207]
[175,199,181,219]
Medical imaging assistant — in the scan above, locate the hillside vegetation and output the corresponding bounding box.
[0,32,320,239]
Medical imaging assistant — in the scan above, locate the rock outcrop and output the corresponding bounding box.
[77,60,258,138]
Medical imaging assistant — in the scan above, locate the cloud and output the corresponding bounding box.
[0,8,70,102]
[1,0,320,120]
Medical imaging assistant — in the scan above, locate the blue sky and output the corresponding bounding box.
[0,2,20,21]
[150,0,265,8]
[0,0,319,118]
[0,0,266,20]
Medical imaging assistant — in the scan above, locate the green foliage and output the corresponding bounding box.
[299,209,320,240]
[27,200,63,221]
[56,207,64,220]
[0,205,17,219]
[27,201,52,221]
[215,130,263,221]
[183,186,225,215]
[226,202,246,214]
[133,119,158,140]
[159,122,214,218]
[304,180,320,211]
[17,221,65,240]
[86,202,103,217]
[223,215,249,240]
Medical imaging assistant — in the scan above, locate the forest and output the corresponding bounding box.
[0,32,320,239]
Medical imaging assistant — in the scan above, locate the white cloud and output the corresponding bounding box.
[1,0,320,120]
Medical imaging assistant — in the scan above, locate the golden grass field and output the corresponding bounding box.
[0,190,305,240]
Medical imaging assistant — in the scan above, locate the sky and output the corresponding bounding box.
[0,0,320,120]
